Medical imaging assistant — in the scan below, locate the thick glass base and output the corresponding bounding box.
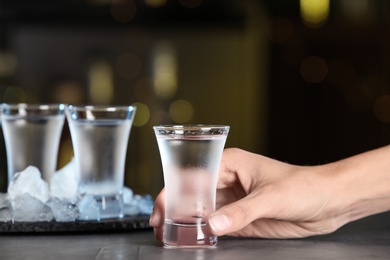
[163,220,217,248]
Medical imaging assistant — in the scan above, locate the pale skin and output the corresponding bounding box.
[149,146,390,240]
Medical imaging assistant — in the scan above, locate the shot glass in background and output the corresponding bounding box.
[1,104,66,184]
[66,105,136,220]
[153,124,230,248]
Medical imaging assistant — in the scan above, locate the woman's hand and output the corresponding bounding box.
[207,148,342,238]
[150,146,390,240]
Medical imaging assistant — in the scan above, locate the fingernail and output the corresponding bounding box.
[209,214,231,233]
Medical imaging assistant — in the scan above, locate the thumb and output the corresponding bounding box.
[207,195,259,236]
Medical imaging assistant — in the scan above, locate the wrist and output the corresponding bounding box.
[328,147,390,225]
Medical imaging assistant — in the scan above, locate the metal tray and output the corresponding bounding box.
[0,215,151,233]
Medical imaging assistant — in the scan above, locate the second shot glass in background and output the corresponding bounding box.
[66,105,136,220]
[1,103,66,185]
[154,124,230,248]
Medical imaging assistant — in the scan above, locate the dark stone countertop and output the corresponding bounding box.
[0,212,389,259]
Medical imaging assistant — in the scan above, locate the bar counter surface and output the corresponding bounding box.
[1,212,389,260]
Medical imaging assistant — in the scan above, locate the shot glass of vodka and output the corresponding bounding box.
[66,105,136,220]
[1,103,65,184]
[153,124,229,248]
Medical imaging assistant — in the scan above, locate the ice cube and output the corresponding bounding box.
[123,186,134,205]
[50,158,79,202]
[122,188,154,216]
[128,194,154,215]
[8,166,50,203]
[77,195,100,221]
[48,198,79,222]
[12,193,53,222]
[137,194,154,215]
[123,204,139,216]
[123,191,141,214]
[5,165,156,222]
[0,193,11,222]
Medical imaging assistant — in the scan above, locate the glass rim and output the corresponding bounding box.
[66,105,137,121]
[153,124,230,136]
[2,103,66,110]
[153,124,229,130]
[1,103,66,117]
[66,105,136,112]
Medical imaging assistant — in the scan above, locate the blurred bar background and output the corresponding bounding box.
[0,0,389,197]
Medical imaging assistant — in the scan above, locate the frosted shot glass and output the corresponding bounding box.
[153,124,230,248]
[66,105,136,220]
[1,104,66,184]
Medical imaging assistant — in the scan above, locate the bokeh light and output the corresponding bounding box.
[300,56,328,83]
[300,0,329,27]
[153,41,177,100]
[169,99,194,123]
[132,102,150,127]
[88,60,114,104]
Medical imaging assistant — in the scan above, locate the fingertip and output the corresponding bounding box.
[208,197,258,236]
[149,204,164,228]
[150,188,165,228]
[149,209,157,227]
[208,213,232,235]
